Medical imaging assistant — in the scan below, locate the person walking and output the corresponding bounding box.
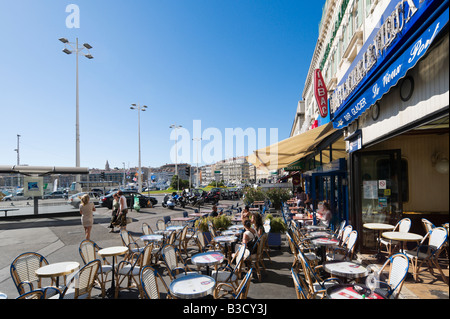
[116,190,128,230]
[80,194,96,240]
[108,193,120,233]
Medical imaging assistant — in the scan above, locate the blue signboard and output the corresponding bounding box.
[332,0,449,129]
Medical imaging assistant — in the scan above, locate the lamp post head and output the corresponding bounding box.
[59,38,69,43]
[62,48,72,55]
[83,43,93,49]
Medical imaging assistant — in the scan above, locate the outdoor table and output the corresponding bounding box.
[169,273,216,299]
[311,237,339,263]
[189,212,208,218]
[35,261,80,288]
[140,234,164,243]
[214,235,238,259]
[363,223,395,259]
[166,225,185,232]
[249,207,260,211]
[221,229,243,236]
[323,261,369,282]
[98,246,128,298]
[0,292,7,299]
[304,225,327,231]
[191,251,225,277]
[229,224,244,230]
[326,284,386,299]
[381,232,423,254]
[305,231,333,240]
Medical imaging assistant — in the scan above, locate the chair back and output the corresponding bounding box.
[428,227,447,253]
[381,253,409,298]
[140,265,170,299]
[234,268,253,299]
[161,245,186,279]
[142,222,154,235]
[396,218,411,233]
[421,218,435,234]
[336,220,347,237]
[79,239,107,265]
[291,268,308,299]
[62,259,100,299]
[10,252,49,295]
[183,211,189,218]
[156,219,166,231]
[120,229,131,246]
[344,230,358,259]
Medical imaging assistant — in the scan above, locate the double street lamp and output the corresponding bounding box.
[59,37,93,191]
[130,104,147,193]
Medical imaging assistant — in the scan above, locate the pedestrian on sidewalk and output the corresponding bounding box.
[116,190,128,231]
[109,193,120,232]
[80,194,96,240]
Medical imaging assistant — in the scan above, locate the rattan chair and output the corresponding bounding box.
[156,219,166,232]
[16,289,44,299]
[405,227,448,285]
[249,233,268,281]
[120,229,144,259]
[327,230,358,261]
[161,244,197,280]
[115,243,155,298]
[140,265,172,299]
[379,218,411,255]
[297,248,341,299]
[291,267,308,299]
[142,222,154,235]
[213,268,253,299]
[10,252,54,295]
[212,243,248,288]
[79,239,112,298]
[60,259,101,299]
[374,253,410,299]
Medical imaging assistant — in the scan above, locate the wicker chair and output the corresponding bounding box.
[291,267,308,299]
[249,233,268,281]
[211,244,248,288]
[10,252,54,295]
[379,218,411,255]
[142,222,154,235]
[374,253,410,299]
[60,259,101,299]
[161,244,197,280]
[16,290,44,299]
[156,219,166,232]
[115,243,155,298]
[327,230,358,261]
[213,268,253,299]
[297,249,341,299]
[140,265,172,299]
[79,239,112,298]
[120,229,144,259]
[404,227,448,285]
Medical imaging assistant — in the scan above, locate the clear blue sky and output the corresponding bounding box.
[0,0,324,169]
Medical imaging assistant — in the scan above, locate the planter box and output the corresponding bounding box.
[267,232,282,249]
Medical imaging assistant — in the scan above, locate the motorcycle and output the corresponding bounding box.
[162,194,176,209]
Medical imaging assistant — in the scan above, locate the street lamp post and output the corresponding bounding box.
[169,124,182,190]
[59,37,93,191]
[192,137,202,188]
[130,103,147,193]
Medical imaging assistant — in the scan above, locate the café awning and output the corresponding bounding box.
[247,123,337,170]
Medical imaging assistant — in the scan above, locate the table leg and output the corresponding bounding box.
[106,256,116,298]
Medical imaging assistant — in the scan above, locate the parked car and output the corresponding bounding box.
[67,192,101,208]
[43,191,68,199]
[100,190,157,209]
[1,191,33,201]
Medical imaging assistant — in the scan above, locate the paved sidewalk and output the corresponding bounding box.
[0,201,448,300]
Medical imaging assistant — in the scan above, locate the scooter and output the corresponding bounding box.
[162,194,176,210]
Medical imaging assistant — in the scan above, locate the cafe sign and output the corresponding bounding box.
[314,69,328,118]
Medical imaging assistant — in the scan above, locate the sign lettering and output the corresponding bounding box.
[314,69,328,118]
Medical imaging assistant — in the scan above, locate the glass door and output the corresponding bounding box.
[354,149,403,250]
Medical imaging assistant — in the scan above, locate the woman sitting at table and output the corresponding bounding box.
[241,206,251,223]
[251,212,264,237]
[317,201,332,228]
[242,220,257,253]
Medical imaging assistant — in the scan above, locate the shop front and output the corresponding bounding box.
[331,0,449,252]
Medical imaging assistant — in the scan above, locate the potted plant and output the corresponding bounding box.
[265,214,287,249]
[243,187,266,206]
[265,188,291,211]
[194,217,212,243]
[212,215,232,231]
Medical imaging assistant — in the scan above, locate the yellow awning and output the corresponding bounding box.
[247,123,338,170]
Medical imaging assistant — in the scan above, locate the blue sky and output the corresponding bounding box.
[0,0,323,169]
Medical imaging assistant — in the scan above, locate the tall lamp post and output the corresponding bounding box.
[192,137,202,188]
[169,124,182,190]
[59,37,93,191]
[130,103,147,193]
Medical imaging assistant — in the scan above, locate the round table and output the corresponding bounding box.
[169,274,216,299]
[305,225,327,231]
[98,246,128,298]
[305,231,333,239]
[363,223,395,259]
[381,232,423,253]
[140,234,164,243]
[323,261,369,281]
[311,237,340,262]
[191,251,225,276]
[0,292,7,299]
[326,284,386,299]
[214,235,238,259]
[229,224,244,230]
[221,229,243,236]
[35,261,80,287]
